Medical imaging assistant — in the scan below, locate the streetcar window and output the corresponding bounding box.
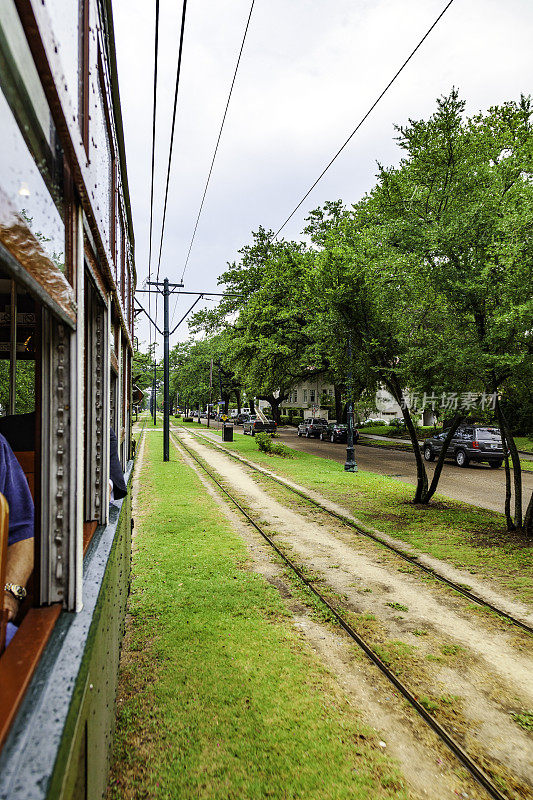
[0,282,36,416]
[0,89,66,275]
[0,272,38,644]
[0,1,59,153]
[0,20,80,614]
[0,3,66,244]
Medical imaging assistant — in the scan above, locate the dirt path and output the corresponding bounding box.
[175,429,533,800]
[190,426,533,627]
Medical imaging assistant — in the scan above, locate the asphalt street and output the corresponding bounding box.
[275,428,533,515]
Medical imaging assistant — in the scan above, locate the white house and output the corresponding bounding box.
[258,380,434,424]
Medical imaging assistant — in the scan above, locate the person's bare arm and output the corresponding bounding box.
[4,538,34,621]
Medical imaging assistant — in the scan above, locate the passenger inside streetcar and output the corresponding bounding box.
[0,279,36,649]
[0,431,34,647]
[109,427,127,502]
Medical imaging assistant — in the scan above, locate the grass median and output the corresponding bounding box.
[107,430,409,800]
[177,424,533,606]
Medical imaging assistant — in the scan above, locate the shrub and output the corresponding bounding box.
[183,416,193,422]
[255,431,293,457]
[271,440,293,457]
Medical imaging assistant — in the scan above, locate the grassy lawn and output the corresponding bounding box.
[356,425,412,437]
[515,436,533,453]
[108,430,409,800]
[179,425,533,606]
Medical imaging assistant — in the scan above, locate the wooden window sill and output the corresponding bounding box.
[83,520,98,555]
[0,604,62,750]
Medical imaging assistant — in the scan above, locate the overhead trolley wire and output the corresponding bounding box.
[274,0,457,239]
[168,0,255,331]
[180,0,256,285]
[147,0,160,355]
[155,0,189,289]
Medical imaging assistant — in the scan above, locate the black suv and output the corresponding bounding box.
[423,427,505,468]
[319,423,360,443]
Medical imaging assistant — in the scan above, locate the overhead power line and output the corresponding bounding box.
[155,0,189,285]
[180,0,256,284]
[147,0,160,352]
[274,0,457,238]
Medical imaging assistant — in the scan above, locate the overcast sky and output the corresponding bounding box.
[112,0,533,354]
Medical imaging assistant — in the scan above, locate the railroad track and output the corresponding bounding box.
[170,428,519,800]
[173,424,533,637]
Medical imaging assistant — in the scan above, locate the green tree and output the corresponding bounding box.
[369,90,533,528]
[192,231,331,424]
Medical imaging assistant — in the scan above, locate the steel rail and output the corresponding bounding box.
[170,429,511,800]
[175,424,533,636]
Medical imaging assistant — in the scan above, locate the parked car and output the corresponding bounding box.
[236,413,250,424]
[297,418,329,438]
[320,423,359,443]
[243,416,277,435]
[423,426,506,468]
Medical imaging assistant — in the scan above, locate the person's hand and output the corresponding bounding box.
[3,592,19,622]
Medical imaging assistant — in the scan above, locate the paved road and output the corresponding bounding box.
[275,428,533,515]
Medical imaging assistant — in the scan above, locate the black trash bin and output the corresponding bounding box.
[222,423,234,442]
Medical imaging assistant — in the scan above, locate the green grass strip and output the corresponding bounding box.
[108,431,408,800]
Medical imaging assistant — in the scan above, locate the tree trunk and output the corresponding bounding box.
[501,411,522,528]
[334,384,344,423]
[250,398,255,414]
[498,421,515,531]
[495,394,520,529]
[235,389,241,414]
[386,375,428,503]
[421,413,463,503]
[269,397,282,424]
[524,490,533,538]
